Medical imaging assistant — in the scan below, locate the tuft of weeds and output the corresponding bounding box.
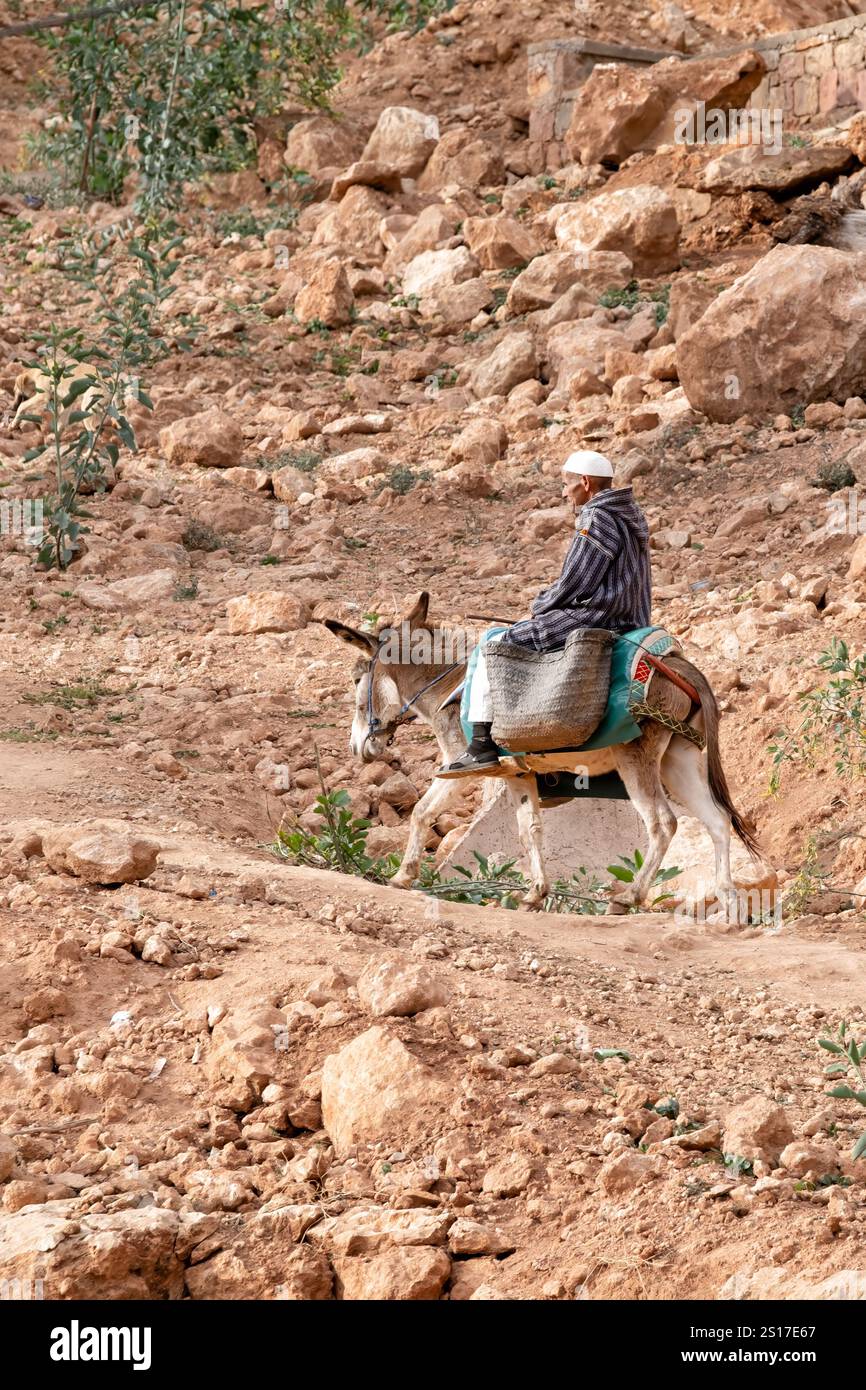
[181,520,225,552]
[23,677,118,710]
[173,576,199,601]
[811,459,856,493]
[599,279,670,326]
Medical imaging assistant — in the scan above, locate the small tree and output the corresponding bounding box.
[769,639,866,793]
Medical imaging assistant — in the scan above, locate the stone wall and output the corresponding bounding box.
[741,15,866,124]
[527,38,677,149]
[528,14,866,162]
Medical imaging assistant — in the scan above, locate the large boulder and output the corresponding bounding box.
[333,1246,451,1300]
[417,129,504,191]
[383,204,461,276]
[677,245,866,422]
[42,823,160,885]
[320,1026,452,1156]
[564,51,766,166]
[470,330,537,398]
[554,186,679,276]
[312,185,389,259]
[285,116,361,175]
[356,956,450,1017]
[226,591,309,634]
[462,215,543,271]
[402,246,479,300]
[699,144,853,195]
[294,261,354,327]
[205,1004,287,1107]
[505,251,583,314]
[544,320,624,392]
[0,1204,183,1299]
[361,106,439,177]
[160,408,244,468]
[722,1096,795,1166]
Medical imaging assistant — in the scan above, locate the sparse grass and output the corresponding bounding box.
[811,459,856,493]
[0,727,59,743]
[173,576,200,601]
[22,677,119,711]
[381,465,433,496]
[42,615,70,634]
[213,206,298,240]
[599,279,670,326]
[182,520,225,552]
[272,448,321,474]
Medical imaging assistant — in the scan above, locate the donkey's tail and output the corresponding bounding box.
[663,653,762,859]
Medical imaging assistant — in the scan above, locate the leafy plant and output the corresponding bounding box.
[606,849,681,905]
[820,1020,866,1161]
[271,750,400,882]
[781,834,829,917]
[723,1154,754,1176]
[33,0,361,206]
[769,639,866,790]
[25,231,176,570]
[23,677,118,710]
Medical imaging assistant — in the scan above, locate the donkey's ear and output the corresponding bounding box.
[320,618,377,654]
[401,590,430,628]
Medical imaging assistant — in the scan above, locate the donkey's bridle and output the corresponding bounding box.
[365,646,463,746]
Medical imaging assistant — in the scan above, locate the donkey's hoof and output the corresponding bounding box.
[605,896,634,916]
[521,891,546,912]
[390,871,413,891]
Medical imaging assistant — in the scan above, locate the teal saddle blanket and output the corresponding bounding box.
[458,625,681,755]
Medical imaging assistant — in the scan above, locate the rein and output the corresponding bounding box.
[366,647,464,744]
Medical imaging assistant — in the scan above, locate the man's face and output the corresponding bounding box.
[562,469,591,510]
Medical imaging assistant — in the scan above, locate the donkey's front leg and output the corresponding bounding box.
[391,777,463,889]
[506,774,549,908]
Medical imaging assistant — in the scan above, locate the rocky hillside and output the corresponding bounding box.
[1,0,866,1301]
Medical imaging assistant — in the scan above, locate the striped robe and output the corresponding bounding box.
[506,485,651,652]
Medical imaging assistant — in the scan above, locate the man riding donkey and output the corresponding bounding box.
[437,449,651,778]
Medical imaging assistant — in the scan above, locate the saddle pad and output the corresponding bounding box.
[459,625,682,755]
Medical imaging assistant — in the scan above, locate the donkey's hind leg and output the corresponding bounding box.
[661,735,736,904]
[505,774,548,908]
[609,727,677,912]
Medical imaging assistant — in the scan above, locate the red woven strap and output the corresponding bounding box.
[641,651,701,706]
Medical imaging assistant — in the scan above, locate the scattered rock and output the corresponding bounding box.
[160,409,244,468]
[356,955,450,1018]
[321,1026,452,1155]
[42,823,160,885]
[722,1096,795,1166]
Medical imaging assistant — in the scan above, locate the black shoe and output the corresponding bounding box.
[436,723,504,779]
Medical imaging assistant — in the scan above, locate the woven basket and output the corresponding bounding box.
[486,627,614,752]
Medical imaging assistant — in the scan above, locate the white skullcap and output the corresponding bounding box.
[563,449,614,478]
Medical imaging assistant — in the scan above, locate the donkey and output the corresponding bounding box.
[323,593,759,913]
